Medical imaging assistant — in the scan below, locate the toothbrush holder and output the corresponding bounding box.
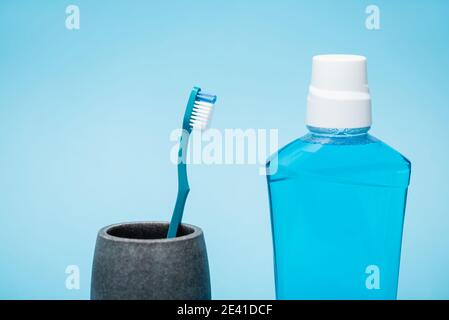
[91,221,211,300]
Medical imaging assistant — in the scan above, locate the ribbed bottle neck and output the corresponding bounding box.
[301,126,375,145]
[307,126,370,138]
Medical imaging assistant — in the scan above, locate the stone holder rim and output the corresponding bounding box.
[98,221,203,244]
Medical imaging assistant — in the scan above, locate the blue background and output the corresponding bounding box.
[1,0,448,299]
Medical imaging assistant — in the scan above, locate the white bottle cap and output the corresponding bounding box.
[306,54,372,129]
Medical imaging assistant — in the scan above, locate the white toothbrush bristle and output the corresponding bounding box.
[189,100,215,130]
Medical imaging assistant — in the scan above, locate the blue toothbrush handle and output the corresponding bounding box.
[167,131,191,238]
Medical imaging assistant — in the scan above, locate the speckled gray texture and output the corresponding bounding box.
[91,221,211,300]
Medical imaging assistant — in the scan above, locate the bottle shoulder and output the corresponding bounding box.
[266,134,411,187]
[272,134,409,164]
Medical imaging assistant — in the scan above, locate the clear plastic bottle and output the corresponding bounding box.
[266,55,411,299]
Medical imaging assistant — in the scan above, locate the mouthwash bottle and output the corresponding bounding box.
[267,55,411,299]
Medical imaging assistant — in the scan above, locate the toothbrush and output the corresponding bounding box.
[167,86,217,238]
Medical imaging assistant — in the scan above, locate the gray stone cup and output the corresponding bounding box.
[91,221,211,300]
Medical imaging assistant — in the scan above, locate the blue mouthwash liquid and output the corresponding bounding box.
[267,127,410,299]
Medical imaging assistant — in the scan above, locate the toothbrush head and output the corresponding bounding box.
[185,87,217,131]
